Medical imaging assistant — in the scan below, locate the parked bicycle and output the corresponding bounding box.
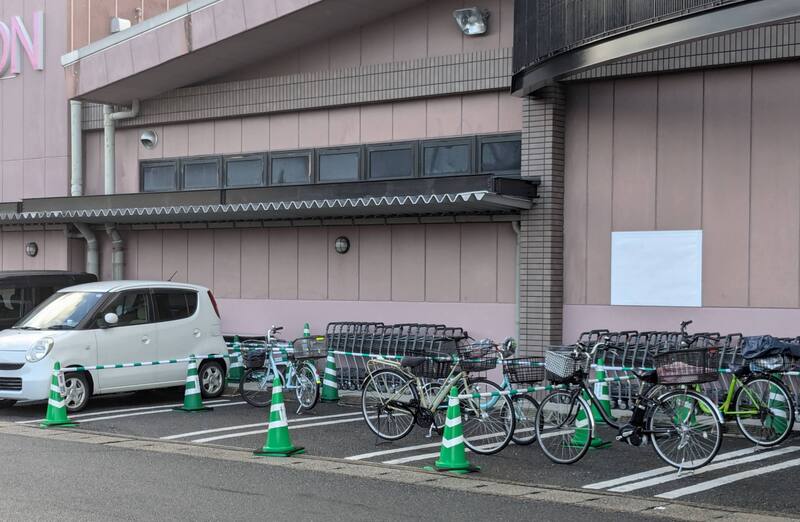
[360,339,516,455]
[239,326,325,412]
[490,338,544,445]
[535,338,724,470]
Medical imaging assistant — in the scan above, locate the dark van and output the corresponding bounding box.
[0,271,98,331]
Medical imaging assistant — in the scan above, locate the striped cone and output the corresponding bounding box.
[570,391,611,449]
[321,353,340,402]
[40,361,77,428]
[593,358,617,422]
[173,355,212,412]
[227,337,244,386]
[426,387,480,474]
[303,323,311,338]
[765,382,790,436]
[254,376,305,457]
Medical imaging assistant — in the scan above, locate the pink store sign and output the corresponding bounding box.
[0,11,44,78]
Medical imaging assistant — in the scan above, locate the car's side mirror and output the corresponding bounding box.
[103,313,119,327]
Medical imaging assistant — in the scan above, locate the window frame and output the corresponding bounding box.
[140,159,179,193]
[223,153,267,189]
[268,149,314,186]
[315,146,363,183]
[96,290,154,329]
[365,141,418,180]
[477,133,522,176]
[180,156,222,191]
[151,289,199,323]
[420,137,475,177]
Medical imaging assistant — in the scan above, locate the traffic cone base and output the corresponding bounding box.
[174,356,212,412]
[428,387,479,474]
[40,361,78,429]
[254,378,304,457]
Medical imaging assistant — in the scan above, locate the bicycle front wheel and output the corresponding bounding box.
[511,394,540,445]
[239,367,279,407]
[648,390,723,470]
[734,377,795,446]
[295,362,320,411]
[361,369,417,441]
[535,390,592,465]
[460,378,515,455]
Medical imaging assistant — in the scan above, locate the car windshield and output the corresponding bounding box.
[14,292,105,331]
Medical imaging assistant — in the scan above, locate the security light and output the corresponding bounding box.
[334,236,350,255]
[453,7,489,36]
[25,241,38,257]
[140,130,158,149]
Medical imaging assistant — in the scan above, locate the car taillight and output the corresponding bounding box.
[207,290,221,318]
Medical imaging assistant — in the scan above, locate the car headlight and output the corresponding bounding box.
[25,337,54,363]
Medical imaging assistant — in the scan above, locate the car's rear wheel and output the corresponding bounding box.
[64,372,90,413]
[199,360,225,398]
[0,399,17,409]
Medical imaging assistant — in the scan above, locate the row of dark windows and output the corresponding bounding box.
[140,133,522,192]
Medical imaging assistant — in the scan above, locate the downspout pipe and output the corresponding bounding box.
[105,224,124,280]
[511,221,521,346]
[69,100,98,276]
[74,223,99,277]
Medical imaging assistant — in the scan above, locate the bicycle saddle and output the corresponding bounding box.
[634,369,659,384]
[401,356,427,368]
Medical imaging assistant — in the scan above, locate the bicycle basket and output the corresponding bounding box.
[544,348,589,383]
[749,354,796,373]
[503,356,545,384]
[291,337,327,359]
[456,342,498,373]
[408,352,453,379]
[243,349,266,369]
[654,347,720,385]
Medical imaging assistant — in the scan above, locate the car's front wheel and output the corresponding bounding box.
[199,360,225,398]
[64,372,90,413]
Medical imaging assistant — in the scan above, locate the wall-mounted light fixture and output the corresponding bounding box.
[25,242,38,257]
[453,7,490,36]
[334,236,350,254]
[140,130,158,149]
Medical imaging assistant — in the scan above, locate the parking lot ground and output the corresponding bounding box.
[4,388,799,517]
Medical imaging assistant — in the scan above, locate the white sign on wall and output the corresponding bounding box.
[611,230,703,307]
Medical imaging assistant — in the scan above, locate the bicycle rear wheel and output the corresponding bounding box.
[648,390,723,470]
[361,369,417,441]
[460,378,515,455]
[511,394,540,445]
[295,362,320,411]
[239,367,280,407]
[734,377,795,446]
[535,390,591,465]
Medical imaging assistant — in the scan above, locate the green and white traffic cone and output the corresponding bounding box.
[425,387,480,474]
[764,382,790,436]
[227,336,244,387]
[40,361,77,429]
[254,376,305,457]
[593,357,617,421]
[303,323,311,338]
[570,391,611,449]
[321,353,340,403]
[174,355,212,412]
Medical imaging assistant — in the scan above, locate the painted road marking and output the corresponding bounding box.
[74,401,246,423]
[162,411,363,440]
[193,415,374,443]
[15,399,233,424]
[583,446,767,490]
[656,457,800,499]
[608,446,800,493]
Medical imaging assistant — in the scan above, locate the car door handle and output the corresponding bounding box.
[141,336,151,344]
[193,329,201,338]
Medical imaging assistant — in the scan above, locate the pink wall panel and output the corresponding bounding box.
[190,8,217,50]
[269,113,299,150]
[242,0,277,28]
[240,228,269,299]
[391,225,425,302]
[268,228,298,299]
[748,63,800,308]
[328,31,361,70]
[98,233,112,281]
[327,227,359,301]
[297,40,330,73]
[298,111,330,148]
[460,223,497,302]
[427,0,463,56]
[22,49,45,159]
[424,224,461,302]
[122,230,138,279]
[584,82,614,305]
[496,223,516,304]
[44,230,69,270]
[90,0,115,43]
[161,230,188,282]
[564,84,588,306]
[137,230,164,280]
[213,0,246,41]
[360,105,393,143]
[461,92,499,134]
[72,0,90,49]
[22,231,45,271]
[3,161,23,202]
[393,3,428,61]
[186,122,214,156]
[498,0,514,48]
[162,124,190,158]
[22,159,45,199]
[44,157,69,198]
[328,107,360,146]
[214,119,243,154]
[361,17,395,66]
[297,227,328,300]
[463,0,500,53]
[187,230,214,289]
[702,68,751,307]
[241,116,270,153]
[115,128,140,193]
[69,238,85,273]
[392,101,427,141]
[2,73,23,161]
[2,232,23,270]
[213,230,242,298]
[612,77,658,231]
[426,96,462,137]
[656,73,703,230]
[358,226,391,301]
[498,94,522,132]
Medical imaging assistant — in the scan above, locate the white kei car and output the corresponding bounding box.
[0,281,228,412]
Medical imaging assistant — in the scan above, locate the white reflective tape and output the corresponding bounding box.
[442,435,464,448]
[323,379,338,388]
[770,408,789,419]
[448,396,459,407]
[445,416,460,428]
[324,367,337,376]
[185,388,201,396]
[575,417,589,428]
[48,399,65,409]
[273,385,282,395]
[269,418,288,429]
[270,403,283,414]
[769,392,787,403]
[594,382,609,400]
[50,385,62,394]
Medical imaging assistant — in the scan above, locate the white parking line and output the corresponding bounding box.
[383,450,444,465]
[193,415,372,443]
[74,401,246,423]
[15,399,233,424]
[656,457,800,499]
[162,411,362,440]
[583,446,767,490]
[608,446,800,493]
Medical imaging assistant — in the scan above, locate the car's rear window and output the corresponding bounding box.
[153,290,198,322]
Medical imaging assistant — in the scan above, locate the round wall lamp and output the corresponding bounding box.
[334,236,350,254]
[25,241,38,257]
